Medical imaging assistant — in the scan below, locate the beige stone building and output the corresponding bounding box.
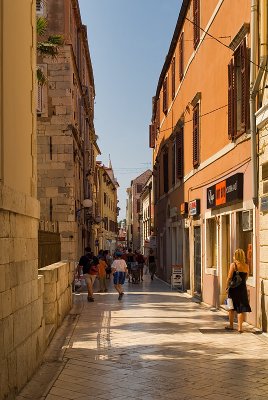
[126,170,152,251]
[140,175,154,256]
[0,3,74,398]
[0,2,41,398]
[95,161,119,254]
[37,0,97,262]
[255,0,268,332]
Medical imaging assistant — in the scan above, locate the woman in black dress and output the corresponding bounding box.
[225,248,251,333]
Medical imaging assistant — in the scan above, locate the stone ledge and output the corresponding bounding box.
[0,182,40,219]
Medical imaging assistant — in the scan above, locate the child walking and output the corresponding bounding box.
[111,252,128,300]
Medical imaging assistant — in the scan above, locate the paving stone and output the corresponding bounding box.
[16,276,268,399]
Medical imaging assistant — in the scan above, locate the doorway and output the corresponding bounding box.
[194,226,201,296]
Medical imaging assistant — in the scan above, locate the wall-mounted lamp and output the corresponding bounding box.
[76,199,93,218]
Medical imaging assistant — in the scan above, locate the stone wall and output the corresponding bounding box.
[0,198,74,400]
[0,185,44,400]
[259,115,268,332]
[38,261,75,332]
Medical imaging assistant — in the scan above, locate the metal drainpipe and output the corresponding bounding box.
[250,0,258,206]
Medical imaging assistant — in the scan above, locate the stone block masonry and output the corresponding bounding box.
[38,261,74,329]
[0,185,74,400]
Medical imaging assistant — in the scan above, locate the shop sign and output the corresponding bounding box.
[180,202,188,216]
[189,199,200,216]
[207,173,243,209]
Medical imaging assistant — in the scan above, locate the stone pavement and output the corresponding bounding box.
[17,275,268,400]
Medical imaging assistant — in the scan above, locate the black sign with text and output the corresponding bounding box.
[207,173,243,209]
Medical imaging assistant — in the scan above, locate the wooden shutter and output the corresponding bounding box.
[163,151,169,193]
[193,0,200,49]
[179,32,184,81]
[163,76,168,114]
[149,123,156,148]
[156,98,160,131]
[176,126,184,178]
[240,38,249,133]
[172,143,176,186]
[193,104,200,167]
[228,60,234,140]
[172,57,175,100]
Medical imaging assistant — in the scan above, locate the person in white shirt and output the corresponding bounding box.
[112,252,128,300]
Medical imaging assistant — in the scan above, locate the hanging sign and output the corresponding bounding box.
[189,199,200,216]
[180,202,188,216]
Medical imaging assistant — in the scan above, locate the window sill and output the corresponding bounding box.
[205,267,217,276]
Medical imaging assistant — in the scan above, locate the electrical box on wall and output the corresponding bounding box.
[242,210,253,231]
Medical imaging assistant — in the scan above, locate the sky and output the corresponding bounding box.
[79,0,182,220]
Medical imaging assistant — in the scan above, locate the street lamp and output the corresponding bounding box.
[76,199,93,217]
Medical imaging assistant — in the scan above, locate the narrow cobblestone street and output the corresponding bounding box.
[18,276,268,400]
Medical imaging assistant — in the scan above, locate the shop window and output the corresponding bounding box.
[206,218,218,268]
[236,211,253,276]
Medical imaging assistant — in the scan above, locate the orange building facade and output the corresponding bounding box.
[150,0,257,326]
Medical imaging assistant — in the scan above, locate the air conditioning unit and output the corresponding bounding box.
[242,210,253,231]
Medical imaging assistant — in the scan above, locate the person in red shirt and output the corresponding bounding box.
[79,255,98,302]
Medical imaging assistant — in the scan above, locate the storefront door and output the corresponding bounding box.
[194,226,201,295]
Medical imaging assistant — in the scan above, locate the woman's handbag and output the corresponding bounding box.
[229,264,242,289]
[226,297,234,310]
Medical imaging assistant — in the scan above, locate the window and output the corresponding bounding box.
[172,142,176,186]
[206,218,218,268]
[163,150,169,193]
[179,32,184,81]
[193,0,200,49]
[228,38,249,139]
[37,84,43,114]
[137,199,141,213]
[236,211,253,276]
[104,193,107,205]
[176,125,184,178]
[193,103,200,168]
[156,98,160,133]
[149,123,156,148]
[171,57,176,100]
[163,76,168,114]
[136,184,143,194]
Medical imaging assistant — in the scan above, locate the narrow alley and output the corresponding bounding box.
[17,277,268,400]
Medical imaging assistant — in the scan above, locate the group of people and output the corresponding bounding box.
[77,246,157,302]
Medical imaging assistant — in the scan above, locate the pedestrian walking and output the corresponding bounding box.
[225,248,251,333]
[126,248,136,283]
[78,250,98,302]
[147,248,156,280]
[98,256,108,292]
[111,251,128,300]
[136,250,145,282]
[104,249,113,279]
